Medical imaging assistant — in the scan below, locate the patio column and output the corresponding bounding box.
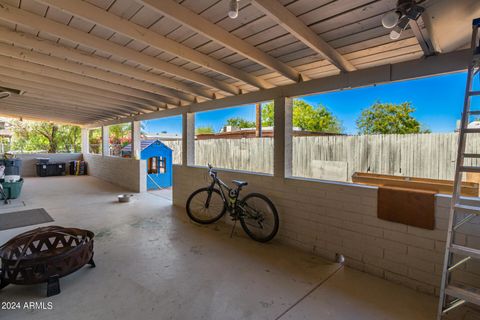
[273,97,293,178]
[182,112,195,166]
[131,121,141,159]
[81,128,89,154]
[102,126,109,157]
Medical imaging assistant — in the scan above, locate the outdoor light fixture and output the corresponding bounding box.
[228,0,239,19]
[0,86,23,100]
[0,91,10,100]
[381,0,425,40]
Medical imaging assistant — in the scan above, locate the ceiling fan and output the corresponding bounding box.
[382,0,426,40]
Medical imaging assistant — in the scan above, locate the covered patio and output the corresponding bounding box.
[0,176,437,320]
[0,0,479,319]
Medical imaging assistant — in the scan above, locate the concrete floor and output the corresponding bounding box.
[0,176,437,320]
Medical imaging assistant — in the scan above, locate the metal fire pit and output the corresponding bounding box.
[0,226,95,297]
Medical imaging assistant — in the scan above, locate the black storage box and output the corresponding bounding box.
[36,163,66,177]
[36,158,50,164]
[69,160,87,175]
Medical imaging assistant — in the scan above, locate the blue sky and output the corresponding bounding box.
[143,71,469,135]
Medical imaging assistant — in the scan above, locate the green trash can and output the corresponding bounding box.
[1,178,24,199]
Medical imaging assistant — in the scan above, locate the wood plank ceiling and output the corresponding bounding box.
[0,0,461,125]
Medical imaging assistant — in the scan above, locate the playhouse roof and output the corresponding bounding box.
[121,140,171,153]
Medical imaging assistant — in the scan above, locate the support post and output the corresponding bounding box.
[255,103,262,137]
[131,121,141,160]
[182,112,195,166]
[81,128,89,154]
[273,97,293,178]
[101,126,109,156]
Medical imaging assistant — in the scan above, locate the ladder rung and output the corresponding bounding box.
[442,299,466,314]
[459,166,480,173]
[445,286,480,306]
[455,204,480,215]
[468,91,480,96]
[450,244,480,260]
[463,153,480,158]
[454,214,476,230]
[468,111,480,116]
[463,128,480,134]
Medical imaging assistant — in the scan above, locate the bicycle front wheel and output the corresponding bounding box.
[186,188,226,224]
[239,193,279,242]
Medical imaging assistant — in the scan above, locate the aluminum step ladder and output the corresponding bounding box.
[437,18,480,319]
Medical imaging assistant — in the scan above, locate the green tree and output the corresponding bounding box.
[196,126,214,134]
[356,102,430,134]
[225,117,256,129]
[10,120,81,153]
[261,100,342,133]
[58,125,81,153]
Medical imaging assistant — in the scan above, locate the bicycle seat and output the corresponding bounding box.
[232,180,248,187]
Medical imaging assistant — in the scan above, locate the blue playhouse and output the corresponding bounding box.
[122,140,172,190]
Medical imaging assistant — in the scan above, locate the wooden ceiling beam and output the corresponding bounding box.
[0,108,84,125]
[37,0,273,91]
[0,100,107,122]
[0,63,155,114]
[0,43,186,107]
[5,98,114,120]
[0,104,92,124]
[0,58,154,114]
[140,0,304,83]
[0,76,132,117]
[6,94,115,115]
[251,0,356,72]
[0,54,156,109]
[0,28,216,101]
[0,54,164,111]
[0,3,240,95]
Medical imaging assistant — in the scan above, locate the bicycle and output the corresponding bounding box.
[186,164,279,242]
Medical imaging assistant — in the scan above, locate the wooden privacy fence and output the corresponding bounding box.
[163,133,480,182]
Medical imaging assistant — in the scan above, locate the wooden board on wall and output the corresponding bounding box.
[352,172,480,197]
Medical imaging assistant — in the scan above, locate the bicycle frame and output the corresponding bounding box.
[206,167,241,213]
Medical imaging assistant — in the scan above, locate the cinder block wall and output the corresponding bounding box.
[173,165,480,296]
[84,154,146,192]
[16,153,83,177]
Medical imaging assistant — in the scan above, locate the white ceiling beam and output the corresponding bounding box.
[0,3,241,95]
[0,54,164,111]
[139,0,305,83]
[0,28,216,101]
[37,0,273,91]
[0,75,133,116]
[0,43,187,106]
[251,0,356,72]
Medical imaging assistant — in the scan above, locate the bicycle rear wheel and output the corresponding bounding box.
[186,188,226,224]
[239,193,279,242]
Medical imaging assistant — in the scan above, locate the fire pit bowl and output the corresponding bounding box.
[0,226,95,297]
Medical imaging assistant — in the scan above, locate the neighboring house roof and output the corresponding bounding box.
[143,133,181,141]
[122,140,171,152]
